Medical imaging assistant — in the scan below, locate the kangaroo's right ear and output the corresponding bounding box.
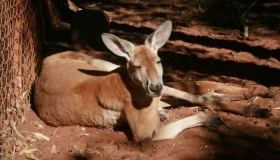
[102,33,135,60]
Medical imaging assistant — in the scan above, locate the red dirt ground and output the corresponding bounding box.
[7,0,280,159]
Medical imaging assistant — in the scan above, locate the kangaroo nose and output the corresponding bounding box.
[149,82,163,93]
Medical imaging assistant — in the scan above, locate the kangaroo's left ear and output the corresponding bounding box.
[145,20,172,53]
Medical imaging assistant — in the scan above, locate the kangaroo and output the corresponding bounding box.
[34,20,222,143]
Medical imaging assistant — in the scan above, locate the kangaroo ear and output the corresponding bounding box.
[102,33,135,60]
[145,20,172,53]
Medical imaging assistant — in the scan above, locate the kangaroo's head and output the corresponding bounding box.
[102,20,172,97]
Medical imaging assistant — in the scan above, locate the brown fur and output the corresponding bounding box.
[35,50,161,142]
[35,21,224,143]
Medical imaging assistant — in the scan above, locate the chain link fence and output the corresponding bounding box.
[0,0,99,158]
[0,0,45,158]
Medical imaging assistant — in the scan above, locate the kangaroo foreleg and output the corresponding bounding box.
[162,85,272,118]
[163,85,225,107]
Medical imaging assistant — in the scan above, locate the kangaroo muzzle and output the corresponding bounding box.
[147,81,163,97]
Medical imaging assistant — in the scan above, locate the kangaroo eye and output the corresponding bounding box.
[157,60,161,64]
[134,65,141,69]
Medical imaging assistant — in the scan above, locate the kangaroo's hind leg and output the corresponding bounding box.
[152,112,223,141]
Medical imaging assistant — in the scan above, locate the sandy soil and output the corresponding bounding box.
[6,0,280,159]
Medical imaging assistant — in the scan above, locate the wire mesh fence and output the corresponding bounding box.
[0,0,44,158]
[0,0,104,158]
